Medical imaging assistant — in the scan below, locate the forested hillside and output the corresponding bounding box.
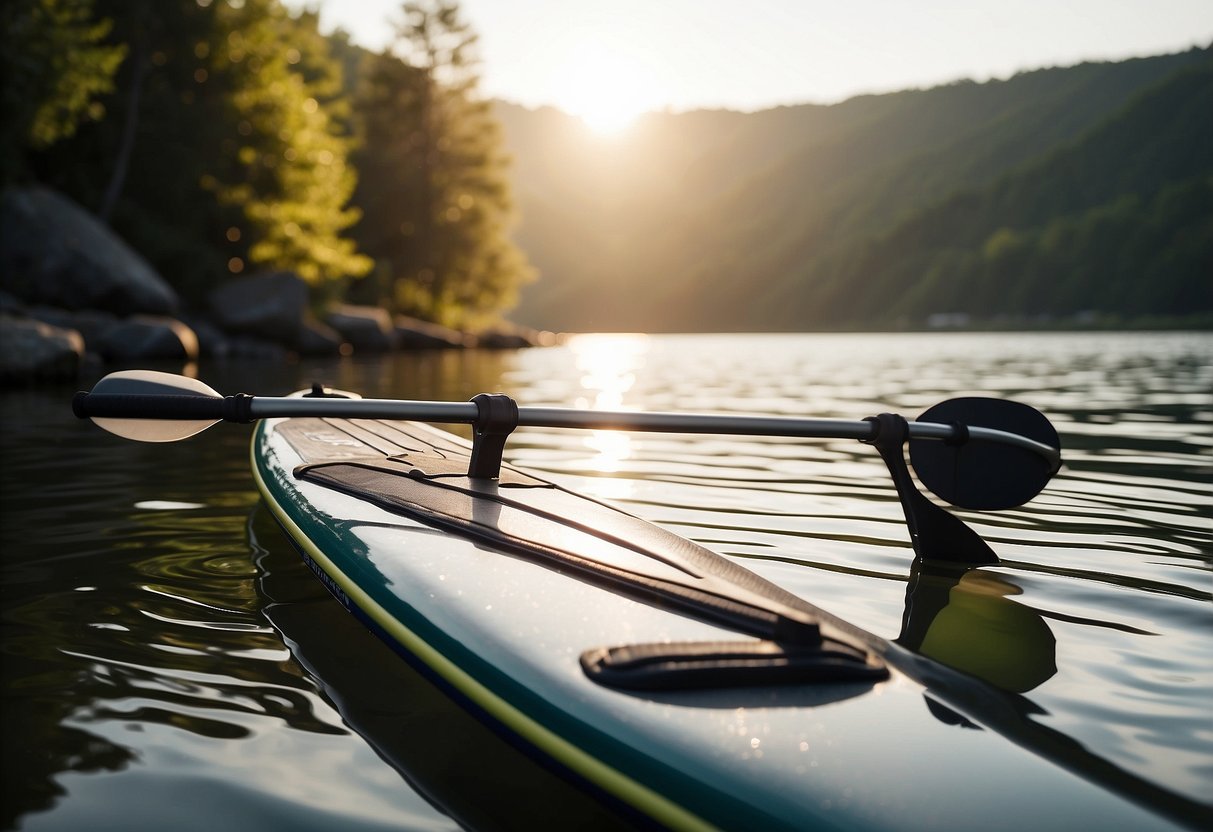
[498,47,1212,331]
[3,0,532,330]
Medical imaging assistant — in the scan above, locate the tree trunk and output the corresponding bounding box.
[99,35,147,223]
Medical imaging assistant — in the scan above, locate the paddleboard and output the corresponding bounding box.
[251,405,1188,831]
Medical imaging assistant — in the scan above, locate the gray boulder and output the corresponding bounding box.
[297,318,346,356]
[92,315,199,362]
[26,306,200,363]
[475,323,549,349]
[225,335,288,361]
[177,314,231,359]
[0,187,179,316]
[0,314,84,383]
[0,290,26,315]
[27,305,119,347]
[394,315,468,349]
[208,271,309,346]
[325,304,397,353]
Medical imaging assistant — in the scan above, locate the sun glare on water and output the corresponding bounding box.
[568,333,650,485]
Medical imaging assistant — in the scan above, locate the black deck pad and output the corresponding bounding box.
[279,417,831,646]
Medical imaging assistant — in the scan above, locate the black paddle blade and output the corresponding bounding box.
[910,398,1061,510]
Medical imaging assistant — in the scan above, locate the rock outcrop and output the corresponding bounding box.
[0,186,553,384]
[26,307,198,362]
[394,315,469,349]
[91,315,199,362]
[0,314,85,382]
[325,304,397,353]
[207,271,310,346]
[0,187,179,316]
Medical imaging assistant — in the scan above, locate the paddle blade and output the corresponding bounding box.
[910,398,1061,510]
[85,370,222,442]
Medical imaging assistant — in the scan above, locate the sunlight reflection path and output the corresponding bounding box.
[567,334,650,484]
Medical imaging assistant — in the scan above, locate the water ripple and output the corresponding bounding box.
[3,334,1210,828]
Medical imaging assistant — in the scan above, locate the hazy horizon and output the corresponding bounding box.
[285,0,1213,131]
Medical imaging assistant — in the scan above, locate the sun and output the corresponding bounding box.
[571,87,645,135]
[553,44,661,135]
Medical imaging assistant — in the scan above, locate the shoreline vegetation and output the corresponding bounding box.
[1,1,1209,384]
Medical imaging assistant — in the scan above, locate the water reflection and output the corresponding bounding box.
[2,385,454,831]
[581,429,632,474]
[567,333,649,484]
[568,332,648,410]
[3,333,1210,829]
[897,565,1056,693]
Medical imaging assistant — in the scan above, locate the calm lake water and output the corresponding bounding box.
[2,332,1210,830]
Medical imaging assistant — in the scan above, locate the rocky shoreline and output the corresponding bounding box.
[1,187,555,385]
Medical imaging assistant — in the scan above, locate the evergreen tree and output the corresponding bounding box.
[351,0,532,327]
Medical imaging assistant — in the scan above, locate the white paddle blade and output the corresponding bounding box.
[93,416,220,442]
[87,370,221,443]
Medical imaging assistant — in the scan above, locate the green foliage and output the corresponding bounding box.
[349,0,533,328]
[27,0,370,306]
[825,57,1213,326]
[10,0,523,325]
[204,3,370,291]
[0,0,126,184]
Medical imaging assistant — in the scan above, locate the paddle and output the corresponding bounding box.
[74,369,1062,564]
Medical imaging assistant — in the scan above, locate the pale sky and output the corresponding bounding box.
[287,0,1213,131]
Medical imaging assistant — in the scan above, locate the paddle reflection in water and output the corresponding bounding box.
[897,565,1056,694]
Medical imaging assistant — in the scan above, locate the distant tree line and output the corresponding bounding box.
[806,60,1213,327]
[0,0,532,328]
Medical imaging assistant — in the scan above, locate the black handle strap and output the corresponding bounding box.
[72,392,255,423]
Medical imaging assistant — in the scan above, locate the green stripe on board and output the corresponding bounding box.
[250,429,719,832]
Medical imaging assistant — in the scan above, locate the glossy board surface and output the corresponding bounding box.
[253,413,1185,832]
